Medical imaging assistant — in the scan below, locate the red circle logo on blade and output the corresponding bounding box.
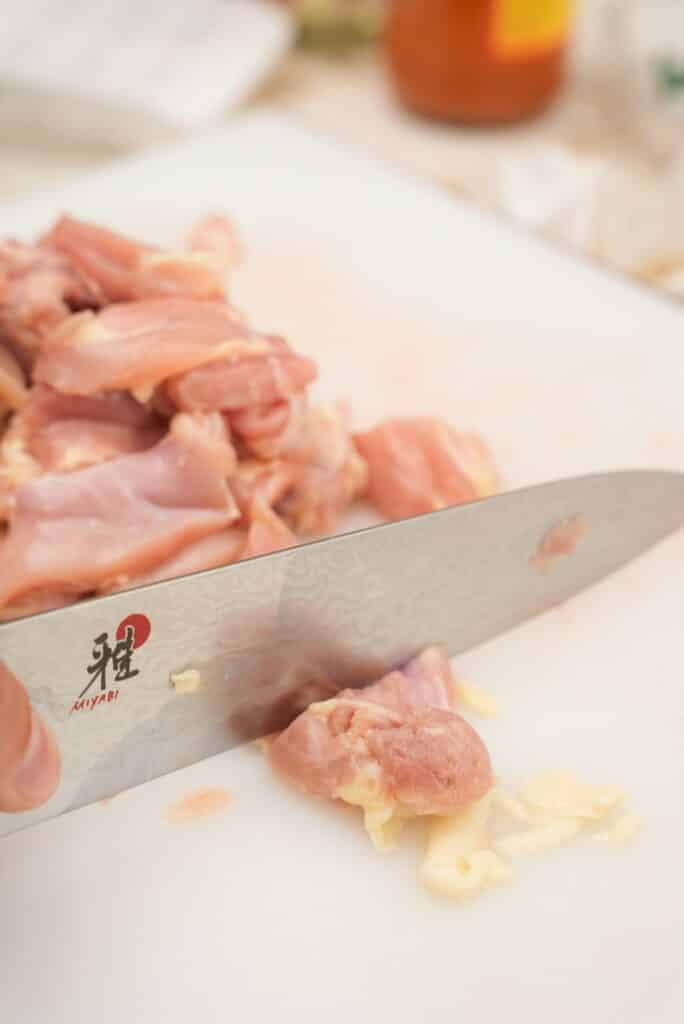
[116,614,151,649]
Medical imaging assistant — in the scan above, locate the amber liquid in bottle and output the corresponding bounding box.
[387,0,571,126]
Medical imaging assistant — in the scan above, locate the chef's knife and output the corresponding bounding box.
[1,469,683,837]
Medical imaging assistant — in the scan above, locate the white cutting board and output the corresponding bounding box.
[1,113,683,1024]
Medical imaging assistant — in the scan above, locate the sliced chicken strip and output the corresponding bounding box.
[355,417,498,521]
[0,413,238,617]
[101,495,296,595]
[0,239,100,358]
[166,334,317,413]
[4,385,164,475]
[100,528,246,595]
[34,299,250,397]
[45,215,228,303]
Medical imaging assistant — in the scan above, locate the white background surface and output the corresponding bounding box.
[0,113,683,1022]
[0,1,293,148]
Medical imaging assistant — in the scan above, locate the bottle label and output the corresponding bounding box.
[490,0,573,59]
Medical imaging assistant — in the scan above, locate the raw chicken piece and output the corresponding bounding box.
[0,661,61,811]
[102,495,295,595]
[0,478,15,521]
[230,401,367,534]
[278,452,367,535]
[230,400,291,442]
[268,647,493,849]
[229,397,302,459]
[355,418,498,521]
[241,499,296,560]
[0,413,239,617]
[0,386,164,519]
[34,299,249,398]
[0,429,42,521]
[0,587,85,622]
[0,239,100,357]
[231,458,302,514]
[166,334,317,413]
[4,385,164,475]
[187,214,242,273]
[276,402,369,534]
[0,342,28,414]
[100,529,246,594]
[362,645,459,714]
[45,215,228,303]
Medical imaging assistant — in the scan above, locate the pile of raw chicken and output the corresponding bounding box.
[0,213,497,622]
[0,214,505,894]
[3,216,635,898]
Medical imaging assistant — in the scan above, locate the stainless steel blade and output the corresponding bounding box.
[2,469,683,836]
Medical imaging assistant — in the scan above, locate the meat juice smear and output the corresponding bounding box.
[1,215,637,900]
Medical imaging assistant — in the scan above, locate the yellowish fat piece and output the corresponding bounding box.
[336,770,402,851]
[363,805,405,852]
[495,817,582,859]
[54,446,93,471]
[494,791,532,823]
[521,771,625,822]
[494,771,631,857]
[170,669,202,694]
[131,383,156,405]
[594,813,642,845]
[419,793,511,899]
[455,682,500,718]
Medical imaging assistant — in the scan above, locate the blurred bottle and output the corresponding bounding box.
[386,0,575,125]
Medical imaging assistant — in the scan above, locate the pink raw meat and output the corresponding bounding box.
[241,499,296,560]
[0,239,100,357]
[100,529,246,594]
[101,495,295,595]
[230,401,367,533]
[355,418,498,521]
[229,399,293,447]
[268,646,492,815]
[0,213,501,630]
[0,423,42,521]
[0,586,85,622]
[229,393,310,462]
[276,402,368,534]
[166,334,317,413]
[231,458,302,514]
[187,214,242,273]
[0,342,28,413]
[5,385,164,475]
[360,645,459,714]
[34,299,249,397]
[0,478,13,521]
[0,413,239,616]
[45,215,228,303]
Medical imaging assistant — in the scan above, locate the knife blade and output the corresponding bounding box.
[1,469,683,837]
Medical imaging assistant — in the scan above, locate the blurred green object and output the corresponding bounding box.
[294,0,384,53]
[656,58,684,96]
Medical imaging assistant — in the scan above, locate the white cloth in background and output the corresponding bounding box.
[0,0,292,148]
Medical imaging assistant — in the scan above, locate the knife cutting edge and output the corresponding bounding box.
[1,468,683,836]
